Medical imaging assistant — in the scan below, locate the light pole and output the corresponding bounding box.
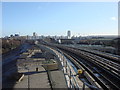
[25,64,30,89]
[28,67,30,90]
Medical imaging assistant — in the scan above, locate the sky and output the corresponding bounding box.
[2,2,118,37]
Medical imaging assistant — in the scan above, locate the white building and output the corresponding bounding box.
[67,30,71,39]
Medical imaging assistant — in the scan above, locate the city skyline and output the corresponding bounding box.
[2,2,118,37]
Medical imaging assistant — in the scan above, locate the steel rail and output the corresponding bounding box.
[57,46,120,89]
[69,46,120,64]
[62,46,120,77]
[78,50,120,76]
[38,42,120,89]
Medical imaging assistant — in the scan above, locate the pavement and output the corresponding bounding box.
[49,70,67,88]
[3,45,68,89]
[14,65,51,88]
[2,44,32,89]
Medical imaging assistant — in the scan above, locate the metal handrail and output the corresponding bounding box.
[56,50,81,88]
[56,49,98,90]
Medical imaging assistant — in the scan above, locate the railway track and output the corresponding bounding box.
[59,45,120,76]
[68,46,120,64]
[55,45,120,90]
[39,41,120,89]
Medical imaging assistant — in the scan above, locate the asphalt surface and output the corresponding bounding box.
[2,43,32,87]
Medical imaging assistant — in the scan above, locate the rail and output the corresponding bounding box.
[57,46,120,89]
[52,48,99,89]
[48,47,83,89]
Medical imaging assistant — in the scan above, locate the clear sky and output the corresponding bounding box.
[2,2,118,37]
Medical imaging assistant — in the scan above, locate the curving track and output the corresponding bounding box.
[55,45,120,90]
[41,41,120,90]
[68,46,120,64]
[39,41,120,89]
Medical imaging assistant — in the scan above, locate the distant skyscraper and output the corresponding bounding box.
[67,30,71,39]
[15,34,19,37]
[33,32,37,36]
[33,32,37,39]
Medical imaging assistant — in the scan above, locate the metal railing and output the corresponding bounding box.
[38,44,98,89]
[53,49,82,89]
[55,49,98,90]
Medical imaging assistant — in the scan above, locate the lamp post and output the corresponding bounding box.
[25,64,30,89]
[28,67,30,90]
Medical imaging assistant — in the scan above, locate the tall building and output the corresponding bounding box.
[67,30,71,39]
[33,32,37,36]
[33,32,37,39]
